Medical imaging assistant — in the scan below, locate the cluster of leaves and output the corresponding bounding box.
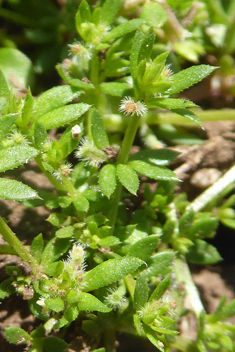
[0,1,235,352]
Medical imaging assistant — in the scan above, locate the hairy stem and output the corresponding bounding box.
[174,257,204,318]
[0,216,41,272]
[108,114,141,232]
[190,164,235,212]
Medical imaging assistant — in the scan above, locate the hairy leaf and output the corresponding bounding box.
[83,257,143,291]
[170,65,217,95]
[0,145,39,172]
[37,103,90,130]
[32,85,83,119]
[117,164,139,195]
[99,164,117,198]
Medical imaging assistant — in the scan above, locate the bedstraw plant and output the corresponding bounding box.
[0,1,235,351]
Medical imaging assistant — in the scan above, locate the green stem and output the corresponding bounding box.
[108,114,141,232]
[190,164,235,212]
[146,109,235,126]
[174,257,204,318]
[0,216,41,272]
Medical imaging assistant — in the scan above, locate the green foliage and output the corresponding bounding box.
[0,1,235,352]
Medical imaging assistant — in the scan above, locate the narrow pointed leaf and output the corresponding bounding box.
[0,278,15,299]
[37,103,90,130]
[116,164,139,195]
[32,85,83,119]
[99,82,133,97]
[0,113,18,142]
[78,292,111,312]
[91,108,109,149]
[141,251,175,278]
[31,233,44,264]
[186,239,222,264]
[128,235,159,261]
[83,257,144,291]
[0,179,38,200]
[140,2,167,28]
[99,164,117,198]
[170,65,217,95]
[0,68,9,99]
[149,275,171,302]
[0,145,39,172]
[99,0,123,26]
[134,277,149,310]
[128,149,180,165]
[130,29,145,79]
[5,327,30,345]
[129,160,179,181]
[172,108,202,126]
[146,98,196,110]
[104,19,146,42]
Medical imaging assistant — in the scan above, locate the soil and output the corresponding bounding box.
[0,121,235,352]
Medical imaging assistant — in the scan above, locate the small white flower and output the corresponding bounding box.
[119,97,148,116]
[71,125,82,140]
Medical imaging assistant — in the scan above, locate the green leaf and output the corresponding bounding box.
[134,277,149,310]
[129,160,179,181]
[146,98,196,110]
[130,28,145,80]
[73,196,89,212]
[47,213,68,227]
[91,108,109,149]
[172,108,202,126]
[140,2,167,28]
[210,299,235,322]
[37,103,90,130]
[57,124,82,160]
[31,233,44,264]
[99,236,121,247]
[0,178,38,200]
[0,145,39,172]
[55,226,75,238]
[77,0,91,23]
[116,164,139,195]
[5,327,30,345]
[0,113,18,142]
[104,19,146,42]
[99,82,133,97]
[40,238,71,268]
[170,65,217,95]
[143,325,165,352]
[0,278,15,299]
[32,85,83,119]
[149,276,171,302]
[128,149,179,165]
[83,257,144,291]
[141,251,175,278]
[0,48,34,90]
[34,122,48,149]
[0,68,9,99]
[45,297,64,313]
[43,337,68,352]
[21,90,34,125]
[99,164,117,198]
[186,239,222,265]
[56,65,94,90]
[179,208,194,235]
[128,235,159,261]
[99,0,123,26]
[190,218,218,239]
[78,292,111,312]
